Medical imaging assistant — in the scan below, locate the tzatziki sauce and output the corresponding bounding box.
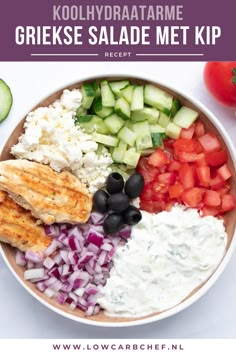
[98,206,227,317]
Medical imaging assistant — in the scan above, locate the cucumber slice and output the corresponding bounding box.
[104,114,125,134]
[131,107,160,124]
[92,96,113,118]
[165,122,181,139]
[158,112,170,128]
[76,115,109,134]
[0,79,13,123]
[144,84,173,111]
[170,98,181,117]
[123,148,141,167]
[173,106,199,129]
[110,80,130,97]
[149,124,166,133]
[101,80,116,107]
[112,140,128,163]
[117,126,137,146]
[81,83,96,109]
[132,120,153,151]
[115,97,131,120]
[151,132,164,147]
[131,86,144,111]
[92,133,119,147]
[121,85,134,104]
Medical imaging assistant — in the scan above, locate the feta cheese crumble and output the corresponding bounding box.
[11,89,113,193]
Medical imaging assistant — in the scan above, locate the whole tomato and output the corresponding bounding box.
[203,62,236,107]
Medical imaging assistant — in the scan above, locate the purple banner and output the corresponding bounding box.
[0,0,235,61]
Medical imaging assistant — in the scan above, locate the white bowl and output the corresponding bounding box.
[1,75,236,327]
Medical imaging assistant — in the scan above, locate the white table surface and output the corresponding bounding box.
[0,62,236,339]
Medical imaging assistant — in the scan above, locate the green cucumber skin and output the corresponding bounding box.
[0,79,13,123]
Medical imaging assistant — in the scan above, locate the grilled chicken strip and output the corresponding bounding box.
[0,159,92,225]
[0,191,51,252]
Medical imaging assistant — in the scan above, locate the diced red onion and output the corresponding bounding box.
[87,231,104,247]
[90,212,105,225]
[15,250,26,266]
[16,213,132,315]
[24,268,45,280]
[43,256,55,269]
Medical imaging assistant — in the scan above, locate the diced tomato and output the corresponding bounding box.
[140,183,153,201]
[139,200,155,213]
[203,190,221,207]
[221,194,235,212]
[163,139,175,150]
[148,148,169,168]
[200,206,220,216]
[196,153,208,167]
[137,157,159,184]
[180,124,195,139]
[198,133,222,153]
[165,201,174,211]
[169,183,184,199]
[173,138,198,154]
[177,151,198,163]
[217,185,230,196]
[179,163,196,189]
[217,163,232,181]
[167,159,181,171]
[194,120,205,137]
[181,187,204,207]
[206,150,228,166]
[210,175,225,190]
[157,172,176,185]
[196,166,211,187]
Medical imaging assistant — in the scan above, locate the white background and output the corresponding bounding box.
[0,61,236,339]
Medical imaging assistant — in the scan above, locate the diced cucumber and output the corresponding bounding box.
[92,133,119,147]
[123,148,141,167]
[81,83,96,109]
[110,80,130,97]
[158,112,170,127]
[115,97,131,120]
[131,85,144,111]
[165,122,181,139]
[104,114,125,134]
[76,115,93,123]
[111,164,132,181]
[100,80,116,107]
[170,98,181,117]
[151,132,164,147]
[92,96,113,118]
[75,106,87,118]
[117,126,137,146]
[131,107,160,124]
[173,106,199,129]
[76,115,110,134]
[149,124,166,133]
[141,148,156,156]
[132,120,153,151]
[124,120,134,130]
[144,84,173,111]
[112,140,128,163]
[121,85,134,104]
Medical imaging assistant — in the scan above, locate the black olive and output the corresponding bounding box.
[106,172,124,194]
[103,213,124,235]
[93,190,109,213]
[108,193,130,212]
[124,173,145,199]
[123,206,142,225]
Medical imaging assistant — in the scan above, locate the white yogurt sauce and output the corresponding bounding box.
[98,206,227,317]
